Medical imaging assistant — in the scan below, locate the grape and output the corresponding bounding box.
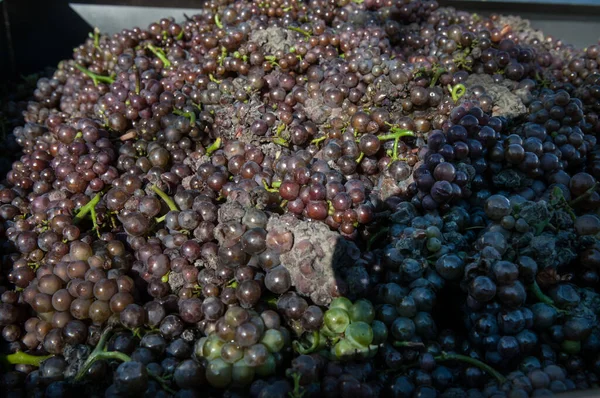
[324,308,351,334]
[345,322,374,348]
[254,354,277,377]
[235,322,260,347]
[114,361,148,394]
[232,360,255,385]
[260,329,285,353]
[244,344,269,367]
[264,266,292,294]
[221,343,244,364]
[349,300,375,324]
[206,358,232,388]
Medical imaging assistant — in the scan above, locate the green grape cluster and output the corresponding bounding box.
[194,307,290,388]
[294,298,388,361]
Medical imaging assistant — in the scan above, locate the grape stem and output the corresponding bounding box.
[366,227,389,251]
[262,180,281,193]
[74,64,115,86]
[75,326,124,381]
[89,27,101,50]
[288,372,306,398]
[74,326,176,393]
[393,341,425,349]
[429,66,447,88]
[356,152,365,164]
[292,331,320,354]
[380,126,414,161]
[209,73,222,83]
[310,135,328,146]
[214,14,224,29]
[448,84,466,103]
[287,26,311,38]
[0,351,53,368]
[206,137,222,156]
[73,193,102,225]
[529,280,568,313]
[273,123,289,147]
[145,44,171,68]
[569,182,599,207]
[434,352,506,384]
[150,184,179,212]
[133,65,141,94]
[172,108,196,125]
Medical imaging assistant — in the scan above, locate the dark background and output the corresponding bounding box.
[1,0,599,79]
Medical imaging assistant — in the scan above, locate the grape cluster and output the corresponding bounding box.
[194,306,289,388]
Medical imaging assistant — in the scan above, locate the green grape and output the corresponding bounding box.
[426,226,441,238]
[206,358,233,388]
[203,334,226,360]
[232,359,255,385]
[349,299,375,323]
[329,297,353,312]
[371,320,388,346]
[224,306,250,327]
[255,353,276,376]
[260,329,285,353]
[561,340,581,354]
[324,308,350,334]
[194,336,208,360]
[344,321,373,348]
[332,339,368,360]
[427,237,442,252]
[221,342,244,364]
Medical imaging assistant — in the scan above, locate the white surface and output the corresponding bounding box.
[69,4,204,34]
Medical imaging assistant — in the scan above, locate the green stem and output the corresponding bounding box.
[93,27,100,50]
[214,14,223,29]
[357,152,365,164]
[74,64,115,86]
[148,370,177,395]
[146,44,171,68]
[209,73,222,83]
[292,331,320,354]
[90,205,101,238]
[288,372,306,398]
[206,137,222,156]
[262,180,280,193]
[393,341,425,349]
[449,84,466,103]
[287,26,311,38]
[172,109,196,125]
[0,352,53,367]
[264,55,280,68]
[528,280,567,313]
[73,193,102,225]
[273,137,289,147]
[569,182,599,207]
[133,65,141,94]
[378,128,415,142]
[75,326,122,381]
[435,352,506,384]
[150,185,179,212]
[310,135,328,146]
[429,67,447,88]
[367,227,389,251]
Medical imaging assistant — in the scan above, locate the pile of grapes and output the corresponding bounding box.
[2,0,600,396]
